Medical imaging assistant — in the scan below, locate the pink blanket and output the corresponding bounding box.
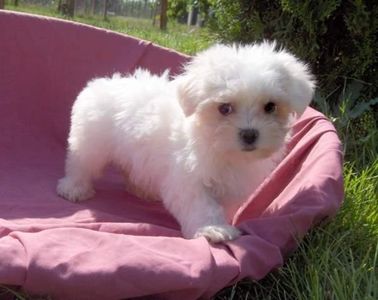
[0,11,343,300]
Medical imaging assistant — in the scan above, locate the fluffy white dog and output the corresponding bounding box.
[57,42,315,242]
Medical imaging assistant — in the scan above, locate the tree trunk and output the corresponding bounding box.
[58,0,75,16]
[57,0,61,12]
[160,0,168,31]
[14,0,19,7]
[187,6,193,26]
[103,0,109,21]
[66,0,75,17]
[91,0,96,15]
[0,0,4,10]
[84,0,90,15]
[152,0,158,26]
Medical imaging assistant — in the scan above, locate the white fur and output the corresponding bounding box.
[57,42,315,242]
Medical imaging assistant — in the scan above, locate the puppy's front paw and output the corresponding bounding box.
[194,225,241,243]
[57,177,95,202]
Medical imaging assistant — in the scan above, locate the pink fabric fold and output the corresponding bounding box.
[0,11,343,299]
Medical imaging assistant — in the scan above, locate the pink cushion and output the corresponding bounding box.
[0,11,344,300]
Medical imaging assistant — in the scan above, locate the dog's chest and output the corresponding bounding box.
[207,159,272,205]
[207,168,255,202]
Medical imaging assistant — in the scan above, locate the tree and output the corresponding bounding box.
[160,0,168,30]
[58,0,75,17]
[66,0,75,17]
[57,0,62,12]
[104,0,109,20]
[209,0,378,102]
[0,0,4,9]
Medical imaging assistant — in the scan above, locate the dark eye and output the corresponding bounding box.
[218,103,233,116]
[264,102,276,114]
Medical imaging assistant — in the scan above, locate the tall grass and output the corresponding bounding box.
[2,3,378,300]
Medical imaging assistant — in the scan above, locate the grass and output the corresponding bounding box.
[2,3,378,300]
[216,160,378,300]
[4,3,214,55]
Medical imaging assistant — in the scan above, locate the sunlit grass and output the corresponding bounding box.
[4,3,214,55]
[216,160,377,300]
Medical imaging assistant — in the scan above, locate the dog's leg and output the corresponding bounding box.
[57,148,106,202]
[163,188,241,243]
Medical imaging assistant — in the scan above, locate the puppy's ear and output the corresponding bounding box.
[176,73,202,117]
[176,44,229,117]
[281,53,316,118]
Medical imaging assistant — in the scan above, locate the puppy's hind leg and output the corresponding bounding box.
[57,143,108,202]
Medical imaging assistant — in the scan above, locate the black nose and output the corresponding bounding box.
[239,129,259,145]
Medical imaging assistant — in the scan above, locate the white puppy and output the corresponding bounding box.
[57,42,315,242]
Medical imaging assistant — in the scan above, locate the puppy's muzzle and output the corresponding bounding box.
[239,128,259,150]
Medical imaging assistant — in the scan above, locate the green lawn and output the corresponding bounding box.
[2,3,377,300]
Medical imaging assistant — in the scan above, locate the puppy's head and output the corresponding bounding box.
[176,42,315,158]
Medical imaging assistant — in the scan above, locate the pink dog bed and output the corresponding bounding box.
[0,11,343,300]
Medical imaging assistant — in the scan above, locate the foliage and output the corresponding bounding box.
[208,0,378,104]
[167,0,188,20]
[313,80,378,167]
[168,0,212,23]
